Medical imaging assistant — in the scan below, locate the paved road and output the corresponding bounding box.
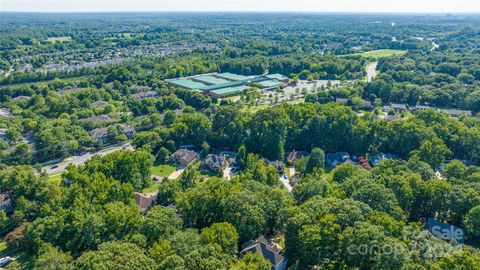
[44,143,133,175]
[365,62,378,82]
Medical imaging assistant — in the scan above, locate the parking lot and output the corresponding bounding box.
[259,80,344,105]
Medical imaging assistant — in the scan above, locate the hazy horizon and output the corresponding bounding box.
[2,0,480,13]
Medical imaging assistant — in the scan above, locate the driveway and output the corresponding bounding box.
[279,174,293,192]
[168,168,185,180]
[365,62,378,82]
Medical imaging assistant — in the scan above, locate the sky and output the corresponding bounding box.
[1,0,480,13]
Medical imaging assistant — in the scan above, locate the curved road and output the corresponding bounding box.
[44,142,133,175]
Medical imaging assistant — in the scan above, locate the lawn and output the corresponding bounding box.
[287,98,305,105]
[49,173,63,185]
[241,104,270,113]
[47,36,72,42]
[357,49,407,58]
[142,182,161,193]
[150,163,176,177]
[200,171,223,182]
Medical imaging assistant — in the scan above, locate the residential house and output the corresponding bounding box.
[335,98,349,104]
[441,109,472,117]
[285,150,308,165]
[11,96,31,102]
[92,100,109,107]
[131,91,159,99]
[384,114,401,121]
[414,105,431,111]
[358,156,372,170]
[426,218,465,244]
[240,236,287,270]
[0,108,12,118]
[362,100,374,110]
[134,192,158,215]
[203,154,228,173]
[263,159,285,173]
[57,87,87,95]
[369,153,397,167]
[159,109,183,119]
[0,128,7,141]
[81,114,114,124]
[169,149,198,167]
[383,103,407,112]
[326,152,350,168]
[89,124,135,144]
[0,193,13,214]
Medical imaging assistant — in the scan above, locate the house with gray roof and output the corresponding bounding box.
[169,149,198,167]
[89,124,135,144]
[383,103,407,112]
[441,109,472,117]
[131,91,159,99]
[326,152,350,168]
[262,159,285,173]
[0,108,12,118]
[203,154,228,173]
[11,96,31,102]
[240,236,287,270]
[92,100,109,107]
[0,193,13,214]
[57,87,87,95]
[81,114,114,124]
[0,128,7,141]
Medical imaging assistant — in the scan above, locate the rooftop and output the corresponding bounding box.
[192,75,230,85]
[213,72,250,81]
[57,87,87,95]
[166,78,207,90]
[89,124,135,138]
[211,85,249,95]
[258,79,283,88]
[240,236,286,267]
[0,108,12,118]
[266,73,289,81]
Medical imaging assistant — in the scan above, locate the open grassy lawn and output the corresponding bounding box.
[200,171,223,182]
[150,163,176,177]
[47,36,72,42]
[357,49,407,58]
[240,104,270,113]
[287,98,305,105]
[142,182,161,193]
[49,173,63,185]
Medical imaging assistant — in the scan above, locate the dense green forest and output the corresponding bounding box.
[0,12,479,270]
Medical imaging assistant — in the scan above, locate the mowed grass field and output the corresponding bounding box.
[150,163,176,177]
[355,49,407,58]
[47,36,72,42]
[48,173,63,185]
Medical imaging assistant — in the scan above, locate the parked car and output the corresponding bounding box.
[0,256,15,267]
